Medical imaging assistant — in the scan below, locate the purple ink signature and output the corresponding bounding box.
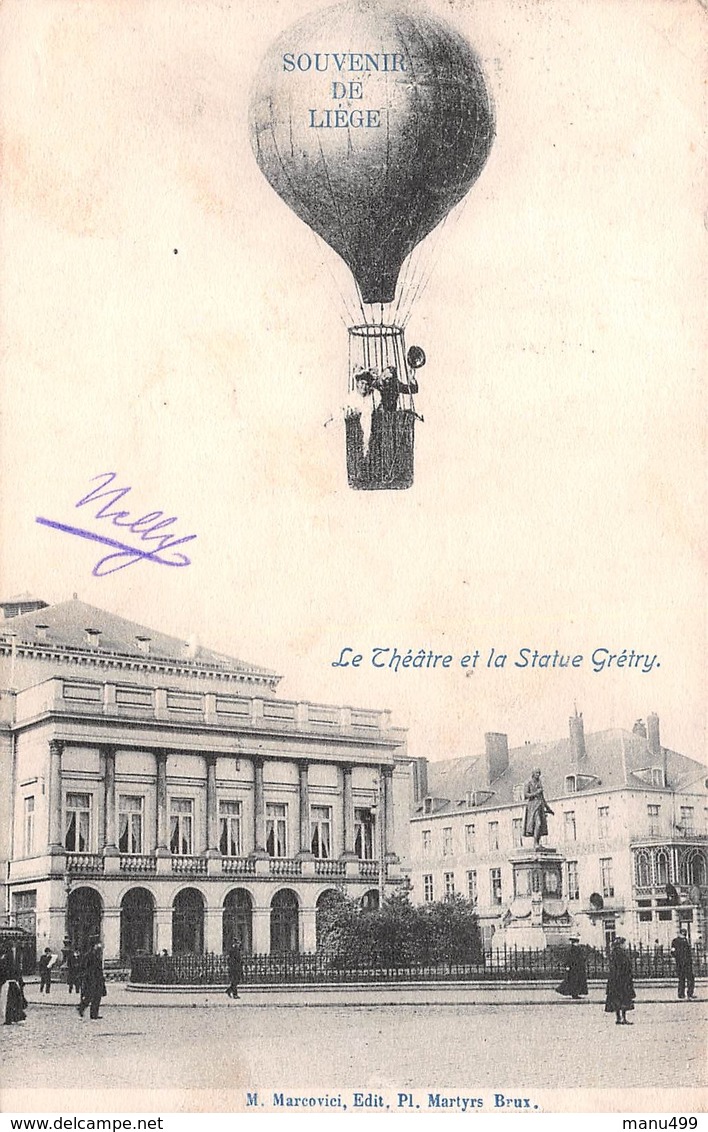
[36,472,197,577]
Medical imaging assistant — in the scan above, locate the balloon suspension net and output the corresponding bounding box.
[345,323,417,491]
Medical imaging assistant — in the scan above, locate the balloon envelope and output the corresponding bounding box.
[249,1,495,305]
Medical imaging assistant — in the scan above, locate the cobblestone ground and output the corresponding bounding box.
[1,994,705,1094]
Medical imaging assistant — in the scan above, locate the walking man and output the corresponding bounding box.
[226,938,244,1000]
[671,928,696,1000]
[38,947,57,994]
[77,940,107,1020]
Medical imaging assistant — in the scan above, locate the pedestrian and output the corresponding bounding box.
[77,940,107,1020]
[38,947,57,994]
[0,943,27,1024]
[604,936,635,1025]
[671,928,696,1000]
[62,941,81,994]
[226,938,243,999]
[555,936,588,999]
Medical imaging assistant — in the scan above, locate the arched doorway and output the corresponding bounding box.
[270,889,299,954]
[223,889,253,954]
[120,888,155,959]
[361,888,380,911]
[316,888,344,949]
[67,887,103,954]
[172,888,204,955]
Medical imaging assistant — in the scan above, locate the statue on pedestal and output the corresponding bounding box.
[523,768,555,850]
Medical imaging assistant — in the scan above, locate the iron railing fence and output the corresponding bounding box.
[130,944,707,986]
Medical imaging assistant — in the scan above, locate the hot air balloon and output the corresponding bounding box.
[249,0,495,489]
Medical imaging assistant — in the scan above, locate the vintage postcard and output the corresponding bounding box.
[0,0,705,1120]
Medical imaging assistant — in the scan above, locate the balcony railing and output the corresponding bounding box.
[358,860,380,880]
[221,857,257,876]
[120,854,157,875]
[630,830,708,845]
[314,860,346,878]
[66,853,104,875]
[269,859,302,878]
[171,855,208,875]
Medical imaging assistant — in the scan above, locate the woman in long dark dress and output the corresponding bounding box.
[605,937,635,1024]
[0,943,27,1024]
[556,937,588,999]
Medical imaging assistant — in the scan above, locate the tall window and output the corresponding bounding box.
[23,796,35,856]
[603,918,616,949]
[119,795,143,854]
[600,857,614,898]
[65,792,91,852]
[566,860,579,901]
[490,867,502,905]
[598,806,610,840]
[565,775,577,793]
[443,827,453,856]
[219,800,242,857]
[488,821,499,851]
[636,850,651,887]
[465,823,475,852]
[266,802,288,858]
[423,874,434,902]
[444,872,456,900]
[467,869,477,903]
[564,811,576,842]
[422,829,431,855]
[354,808,374,860]
[170,798,193,855]
[310,805,332,859]
[512,818,523,848]
[680,806,695,833]
[647,804,660,837]
[650,768,665,787]
[656,849,669,885]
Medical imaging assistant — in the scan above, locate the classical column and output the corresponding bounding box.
[382,766,398,862]
[251,756,267,858]
[155,750,169,857]
[297,762,313,859]
[102,746,119,856]
[47,740,63,854]
[340,764,356,860]
[205,754,219,856]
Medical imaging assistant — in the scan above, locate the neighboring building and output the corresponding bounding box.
[0,597,409,961]
[410,711,708,949]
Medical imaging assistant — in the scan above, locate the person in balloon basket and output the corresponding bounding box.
[376,365,419,413]
[671,928,696,1000]
[344,368,378,457]
[555,937,588,1000]
[226,938,244,1000]
[77,940,107,1020]
[604,937,636,1025]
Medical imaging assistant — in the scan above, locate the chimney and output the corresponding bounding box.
[646,712,667,785]
[485,732,509,785]
[412,757,428,802]
[647,712,660,758]
[569,707,586,764]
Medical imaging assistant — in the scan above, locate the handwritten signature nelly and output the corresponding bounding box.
[36,473,197,577]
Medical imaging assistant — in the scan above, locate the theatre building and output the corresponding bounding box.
[0,595,409,962]
[409,711,708,949]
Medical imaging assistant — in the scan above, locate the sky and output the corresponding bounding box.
[0,0,705,765]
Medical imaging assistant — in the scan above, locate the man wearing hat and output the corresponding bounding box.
[671,928,696,1000]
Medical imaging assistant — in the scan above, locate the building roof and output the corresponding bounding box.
[0,592,48,607]
[0,597,280,682]
[415,727,706,816]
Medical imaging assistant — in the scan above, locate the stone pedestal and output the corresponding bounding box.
[493,847,574,950]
